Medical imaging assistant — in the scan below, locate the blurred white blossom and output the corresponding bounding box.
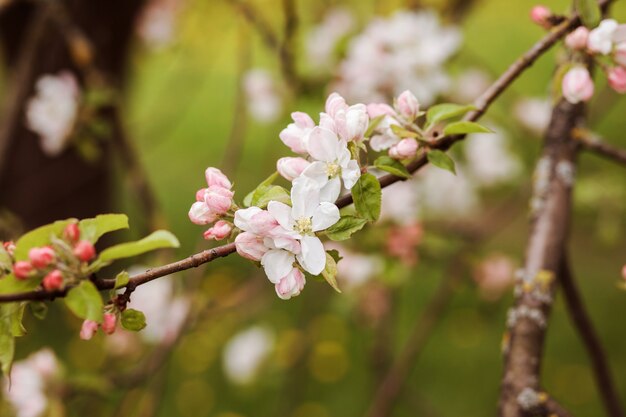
[243,69,283,123]
[464,127,522,187]
[514,97,552,135]
[450,68,491,103]
[334,10,461,105]
[25,71,80,157]
[417,166,478,218]
[306,7,355,70]
[326,242,383,289]
[380,179,420,224]
[137,0,180,49]
[223,326,274,385]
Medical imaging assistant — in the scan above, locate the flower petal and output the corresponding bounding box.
[312,202,340,232]
[234,207,262,231]
[267,201,293,230]
[319,177,341,203]
[261,249,295,284]
[341,159,361,190]
[306,127,340,162]
[291,176,321,219]
[296,235,326,275]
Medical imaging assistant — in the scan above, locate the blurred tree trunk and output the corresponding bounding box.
[0,0,144,237]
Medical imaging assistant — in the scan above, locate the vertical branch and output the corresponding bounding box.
[498,97,584,417]
[559,256,624,417]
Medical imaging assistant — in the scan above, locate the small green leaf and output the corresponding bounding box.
[243,172,279,207]
[321,252,341,293]
[29,302,48,320]
[251,185,291,208]
[575,0,600,27]
[374,156,411,179]
[327,249,343,264]
[425,104,476,129]
[65,281,103,323]
[9,304,26,337]
[14,219,75,261]
[390,124,419,138]
[121,309,147,331]
[364,115,385,137]
[325,216,368,241]
[79,214,129,244]
[114,271,129,289]
[351,173,382,221]
[98,230,179,262]
[443,121,493,136]
[0,320,14,376]
[427,150,456,175]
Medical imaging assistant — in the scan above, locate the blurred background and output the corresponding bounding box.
[0,0,625,416]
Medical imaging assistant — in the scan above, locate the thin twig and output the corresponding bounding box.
[575,130,626,167]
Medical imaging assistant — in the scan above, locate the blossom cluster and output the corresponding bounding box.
[188,167,235,240]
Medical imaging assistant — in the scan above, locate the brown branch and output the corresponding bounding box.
[575,130,626,167]
[0,1,604,303]
[559,255,624,417]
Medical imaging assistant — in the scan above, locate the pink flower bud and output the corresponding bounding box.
[203,220,233,240]
[614,43,626,67]
[42,270,63,291]
[275,268,305,300]
[279,112,314,154]
[389,138,418,160]
[607,66,626,93]
[188,201,217,225]
[396,90,420,121]
[2,241,15,255]
[366,103,397,119]
[102,313,117,335]
[195,188,207,202]
[64,223,80,242]
[205,167,232,189]
[324,92,348,117]
[530,5,552,29]
[562,67,594,104]
[277,157,310,181]
[80,320,98,340]
[74,240,96,262]
[291,111,315,128]
[204,186,234,215]
[13,261,33,280]
[565,27,589,50]
[28,246,56,269]
[235,232,268,261]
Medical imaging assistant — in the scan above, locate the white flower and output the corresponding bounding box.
[25,71,80,156]
[266,177,340,277]
[301,126,361,202]
[588,19,618,54]
[514,97,552,135]
[223,326,274,385]
[464,127,522,187]
[320,93,369,142]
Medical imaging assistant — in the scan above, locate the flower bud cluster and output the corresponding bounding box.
[188,167,235,241]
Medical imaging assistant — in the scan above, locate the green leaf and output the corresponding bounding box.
[374,156,411,179]
[9,304,26,337]
[29,302,48,320]
[443,121,493,136]
[14,219,75,261]
[327,249,343,264]
[390,124,419,138]
[0,274,41,295]
[114,271,129,290]
[325,216,368,241]
[65,281,103,323]
[251,185,291,208]
[243,172,279,207]
[98,230,179,262]
[351,173,382,221]
[0,312,14,376]
[427,150,456,175]
[121,309,146,331]
[425,104,476,129]
[78,214,129,244]
[321,252,341,293]
[575,0,600,27]
[364,115,385,137]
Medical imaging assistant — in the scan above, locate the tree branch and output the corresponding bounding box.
[575,130,626,167]
[559,255,624,417]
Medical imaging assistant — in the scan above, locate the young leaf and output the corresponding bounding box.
[325,216,368,241]
[374,156,411,179]
[98,230,179,262]
[427,150,456,175]
[14,219,75,260]
[121,309,147,331]
[351,173,382,221]
[364,114,385,137]
[251,185,291,208]
[390,124,419,138]
[65,281,103,323]
[9,303,26,337]
[425,104,476,129]
[0,311,14,376]
[443,121,493,136]
[327,249,343,264]
[114,271,130,290]
[575,0,600,27]
[243,172,279,207]
[321,252,341,293]
[79,214,129,244]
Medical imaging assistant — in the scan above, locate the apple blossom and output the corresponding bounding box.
[136,0,178,49]
[13,261,33,280]
[102,313,117,335]
[3,241,15,255]
[395,90,420,121]
[565,27,589,50]
[63,223,80,242]
[204,187,234,214]
[465,129,522,187]
[205,167,232,189]
[279,112,316,154]
[607,67,626,93]
[588,19,619,55]
[223,326,274,385]
[28,246,55,269]
[386,222,423,266]
[275,267,306,300]
[529,5,552,29]
[321,93,370,142]
[306,7,355,70]
[188,201,217,225]
[561,66,594,104]
[80,320,98,340]
[277,156,310,181]
[366,103,402,152]
[203,220,233,240]
[74,240,96,262]
[473,254,515,301]
[243,69,283,123]
[234,206,280,236]
[42,270,63,291]
[301,127,361,202]
[235,232,269,261]
[514,97,552,135]
[389,138,418,160]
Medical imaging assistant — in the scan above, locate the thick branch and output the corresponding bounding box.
[559,256,624,417]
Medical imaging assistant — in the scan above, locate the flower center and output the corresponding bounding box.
[325,162,341,178]
[294,217,313,235]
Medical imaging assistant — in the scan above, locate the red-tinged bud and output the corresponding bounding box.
[64,223,80,242]
[80,320,98,340]
[13,261,33,280]
[42,270,63,291]
[3,241,15,256]
[530,5,552,29]
[102,313,117,335]
[74,240,96,262]
[28,246,56,269]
